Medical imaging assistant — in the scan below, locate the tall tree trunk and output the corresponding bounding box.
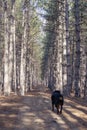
[11,0,16,93]
[0,0,3,95]
[84,43,87,99]
[9,2,13,91]
[65,0,72,95]
[56,1,65,93]
[74,0,81,97]
[3,0,10,95]
[20,0,30,95]
[20,9,26,95]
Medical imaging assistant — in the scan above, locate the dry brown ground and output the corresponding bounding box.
[0,86,87,130]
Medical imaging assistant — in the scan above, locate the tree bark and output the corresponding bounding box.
[20,0,30,95]
[74,0,81,97]
[3,0,10,95]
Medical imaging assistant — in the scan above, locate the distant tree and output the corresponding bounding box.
[41,0,65,93]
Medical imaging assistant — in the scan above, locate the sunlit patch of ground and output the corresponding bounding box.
[0,95,21,130]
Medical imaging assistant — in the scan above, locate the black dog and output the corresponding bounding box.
[51,90,64,114]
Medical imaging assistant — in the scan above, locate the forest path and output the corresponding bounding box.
[0,86,87,130]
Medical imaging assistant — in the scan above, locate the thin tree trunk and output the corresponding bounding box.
[84,43,87,99]
[65,0,72,95]
[11,0,16,93]
[20,9,26,95]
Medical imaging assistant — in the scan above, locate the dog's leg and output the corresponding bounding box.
[57,105,59,114]
[60,105,62,114]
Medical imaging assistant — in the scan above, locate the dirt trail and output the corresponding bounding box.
[0,86,87,130]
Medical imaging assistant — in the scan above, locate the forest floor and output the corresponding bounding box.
[0,86,87,130]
